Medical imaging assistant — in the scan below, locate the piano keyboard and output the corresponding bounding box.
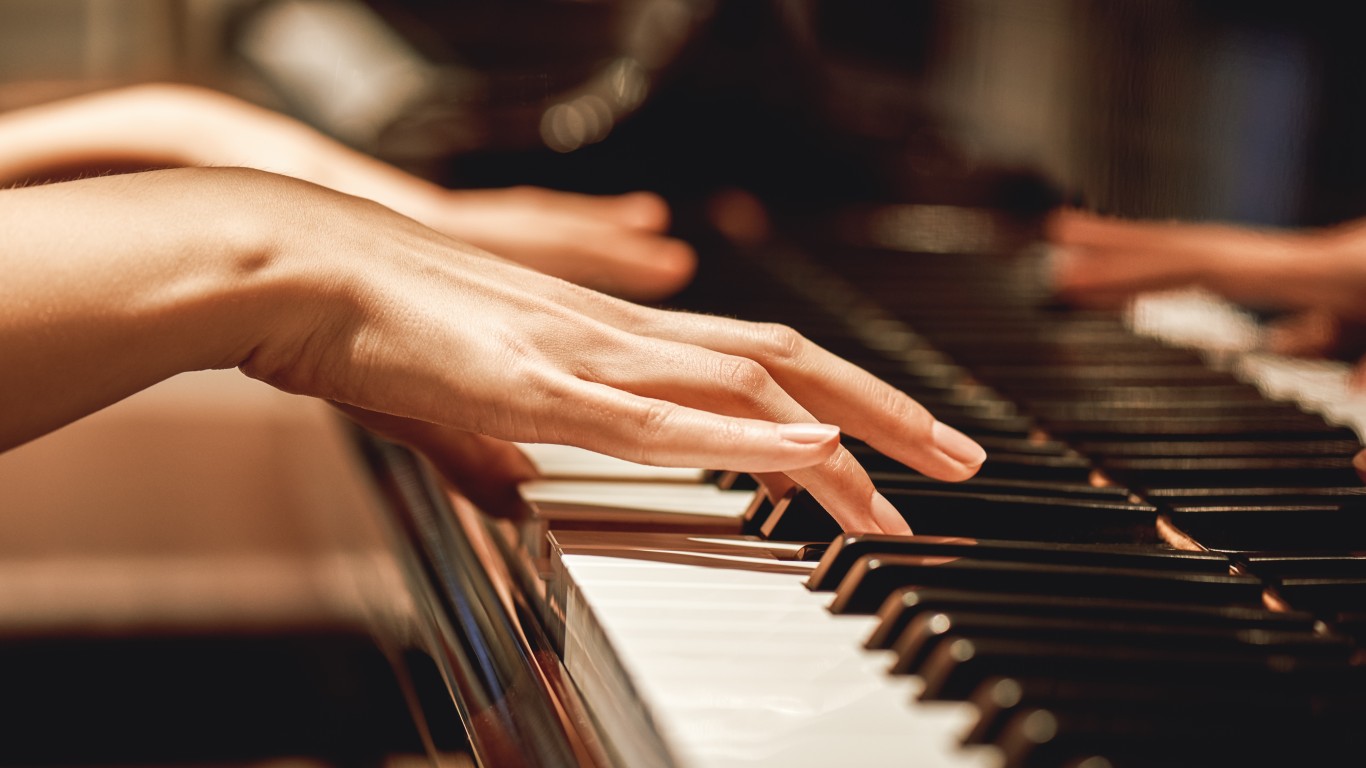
[492,208,1366,767]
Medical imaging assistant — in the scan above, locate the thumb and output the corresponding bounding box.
[333,404,539,519]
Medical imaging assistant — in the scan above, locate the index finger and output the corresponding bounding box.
[633,311,987,483]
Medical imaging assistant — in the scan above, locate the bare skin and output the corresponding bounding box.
[0,83,696,301]
[1049,208,1366,377]
[0,168,986,532]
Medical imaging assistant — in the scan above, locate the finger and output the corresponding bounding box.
[530,378,842,473]
[585,190,673,231]
[786,448,913,534]
[575,338,910,533]
[1049,245,1210,297]
[540,232,696,301]
[440,204,696,300]
[332,404,539,519]
[624,312,987,483]
[1048,208,1261,253]
[473,187,672,231]
[1263,311,1339,358]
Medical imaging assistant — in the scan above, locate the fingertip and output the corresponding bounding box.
[778,422,842,445]
[931,420,987,469]
[611,238,697,301]
[871,491,911,535]
[616,191,672,230]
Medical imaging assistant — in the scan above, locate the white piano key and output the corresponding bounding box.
[1128,289,1366,440]
[521,480,756,518]
[559,551,1002,768]
[517,442,709,482]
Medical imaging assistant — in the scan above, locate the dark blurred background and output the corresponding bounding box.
[6,0,1364,226]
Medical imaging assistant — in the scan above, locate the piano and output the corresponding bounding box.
[8,2,1366,767]
[364,207,1366,767]
[347,3,1366,766]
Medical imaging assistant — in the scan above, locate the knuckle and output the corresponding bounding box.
[822,447,870,489]
[795,447,877,507]
[717,356,772,401]
[864,378,933,432]
[715,417,751,449]
[630,400,676,463]
[753,322,806,362]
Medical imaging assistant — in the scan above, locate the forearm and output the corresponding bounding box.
[0,167,300,449]
[0,84,222,183]
[0,83,445,221]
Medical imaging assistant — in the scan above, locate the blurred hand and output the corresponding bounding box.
[0,83,696,301]
[1048,207,1366,382]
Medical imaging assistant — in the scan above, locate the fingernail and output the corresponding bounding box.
[778,423,841,445]
[932,420,987,467]
[871,492,912,535]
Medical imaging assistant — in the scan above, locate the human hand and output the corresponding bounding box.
[1048,208,1366,380]
[1047,208,1366,317]
[1,166,982,532]
[418,186,695,302]
[229,171,984,532]
[0,83,695,300]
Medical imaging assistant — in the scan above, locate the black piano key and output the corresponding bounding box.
[966,434,1081,456]
[1145,486,1366,507]
[793,542,830,562]
[964,675,1366,749]
[860,454,1098,484]
[938,345,1201,367]
[1162,506,1366,552]
[1030,398,1318,421]
[868,473,1130,501]
[975,364,1240,387]
[993,705,1354,768]
[1326,611,1366,645]
[916,636,1360,702]
[1074,438,1364,458]
[828,555,1263,615]
[1100,456,1364,489]
[865,586,1315,651]
[760,487,1159,543]
[966,459,1105,483]
[1039,415,1350,440]
[889,610,1350,676]
[1238,553,1366,579]
[1272,577,1366,613]
[1031,384,1281,408]
[807,534,1231,592]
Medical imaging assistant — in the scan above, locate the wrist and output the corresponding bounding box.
[0,167,316,447]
